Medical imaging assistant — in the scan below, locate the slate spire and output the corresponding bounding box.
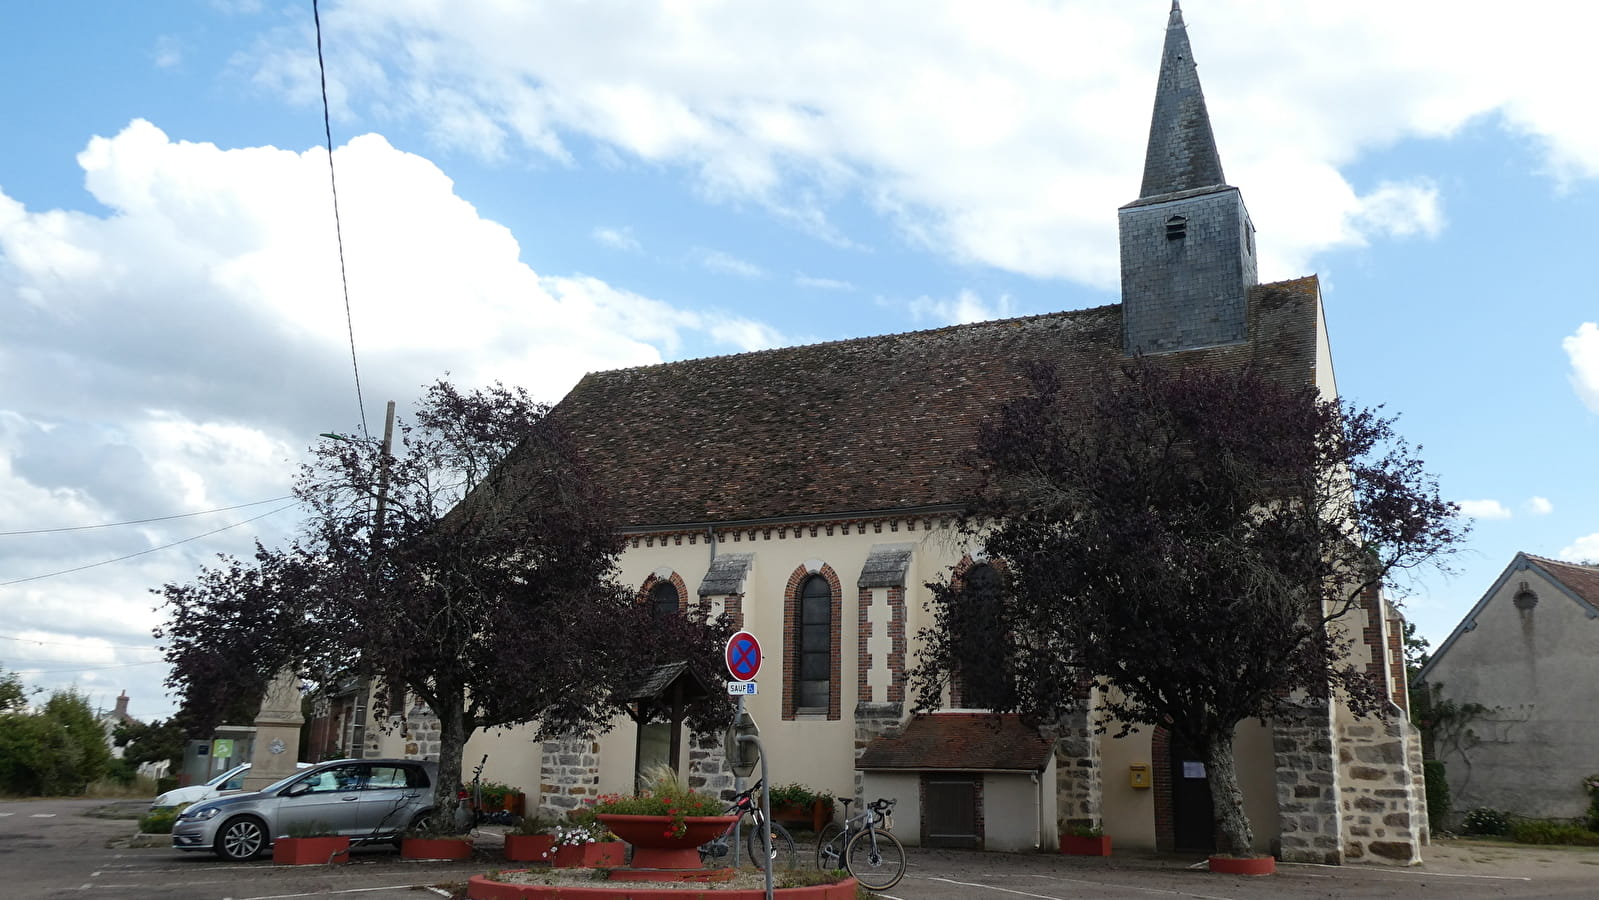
[1139,0,1226,198]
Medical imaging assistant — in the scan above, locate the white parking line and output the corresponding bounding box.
[240,885,443,899]
[930,875,1239,900]
[31,813,57,818]
[1277,862,1533,882]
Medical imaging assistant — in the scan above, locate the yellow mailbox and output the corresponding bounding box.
[1129,763,1151,789]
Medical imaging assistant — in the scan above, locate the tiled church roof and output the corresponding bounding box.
[535,277,1321,529]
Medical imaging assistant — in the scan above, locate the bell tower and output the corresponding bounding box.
[1120,1,1257,355]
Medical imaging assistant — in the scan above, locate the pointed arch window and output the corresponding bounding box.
[1165,215,1188,240]
[796,574,832,711]
[953,563,1013,710]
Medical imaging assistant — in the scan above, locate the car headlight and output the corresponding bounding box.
[180,806,221,821]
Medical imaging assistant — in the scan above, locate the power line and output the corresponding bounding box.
[0,503,300,588]
[0,496,295,536]
[313,0,370,440]
[17,660,167,675]
[0,633,161,653]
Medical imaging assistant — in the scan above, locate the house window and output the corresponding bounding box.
[650,580,680,617]
[797,574,832,710]
[1165,215,1187,240]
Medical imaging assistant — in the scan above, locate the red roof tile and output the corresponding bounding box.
[531,278,1321,528]
[856,713,1054,771]
[1526,554,1599,608]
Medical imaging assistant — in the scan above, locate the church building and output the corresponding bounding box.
[378,2,1428,865]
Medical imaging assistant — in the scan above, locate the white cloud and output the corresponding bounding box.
[0,121,783,714]
[696,249,766,279]
[1347,180,1443,241]
[1458,499,1512,520]
[906,290,1016,326]
[1559,534,1599,563]
[153,35,183,69]
[795,275,855,291]
[1565,322,1599,413]
[1525,496,1554,516]
[242,2,1599,286]
[592,226,641,252]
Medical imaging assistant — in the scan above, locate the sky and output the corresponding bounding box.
[2,1,1595,724]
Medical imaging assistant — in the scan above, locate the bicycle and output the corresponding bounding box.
[456,754,516,827]
[698,779,797,870]
[815,797,905,890]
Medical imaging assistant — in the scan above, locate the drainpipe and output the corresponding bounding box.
[707,526,717,562]
[1032,771,1042,850]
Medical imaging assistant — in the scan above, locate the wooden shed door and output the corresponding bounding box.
[922,774,982,849]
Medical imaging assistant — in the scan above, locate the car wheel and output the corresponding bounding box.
[394,812,430,847]
[214,816,268,861]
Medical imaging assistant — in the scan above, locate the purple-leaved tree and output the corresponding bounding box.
[159,379,732,831]
[911,360,1465,856]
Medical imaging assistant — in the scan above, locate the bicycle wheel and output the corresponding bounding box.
[745,819,796,870]
[844,827,906,891]
[815,822,845,870]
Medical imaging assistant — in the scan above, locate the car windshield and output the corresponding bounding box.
[202,764,248,788]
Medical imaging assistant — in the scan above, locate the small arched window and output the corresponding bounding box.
[796,574,832,710]
[1165,215,1188,241]
[650,580,680,618]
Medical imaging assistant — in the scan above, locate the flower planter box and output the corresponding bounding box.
[1207,855,1275,875]
[401,837,474,860]
[551,841,623,868]
[772,799,832,833]
[1059,834,1111,856]
[273,835,350,865]
[503,833,555,863]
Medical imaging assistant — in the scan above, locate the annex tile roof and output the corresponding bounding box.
[529,278,1321,529]
[856,713,1055,772]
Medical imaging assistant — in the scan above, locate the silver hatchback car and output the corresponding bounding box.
[171,758,440,860]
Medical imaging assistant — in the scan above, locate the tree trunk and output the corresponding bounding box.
[1204,730,1255,856]
[432,692,471,834]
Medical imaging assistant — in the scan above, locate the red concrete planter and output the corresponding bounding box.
[1059,834,1111,856]
[272,835,350,865]
[551,841,623,868]
[1207,855,1276,875]
[467,872,859,900]
[400,836,474,860]
[596,814,739,869]
[503,833,555,863]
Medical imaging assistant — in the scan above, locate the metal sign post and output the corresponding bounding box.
[724,631,762,871]
[738,730,774,900]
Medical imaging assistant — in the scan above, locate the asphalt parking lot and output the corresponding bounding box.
[8,798,1599,899]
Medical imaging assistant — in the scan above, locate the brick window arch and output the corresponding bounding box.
[784,563,842,720]
[637,571,688,616]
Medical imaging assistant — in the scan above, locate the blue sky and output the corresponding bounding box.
[2,1,1595,722]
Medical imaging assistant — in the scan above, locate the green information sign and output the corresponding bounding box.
[212,739,234,758]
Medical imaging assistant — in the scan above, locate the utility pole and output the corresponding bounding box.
[348,400,395,760]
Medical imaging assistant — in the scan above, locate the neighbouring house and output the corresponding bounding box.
[1412,553,1599,824]
[98,691,139,759]
[367,2,1427,864]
